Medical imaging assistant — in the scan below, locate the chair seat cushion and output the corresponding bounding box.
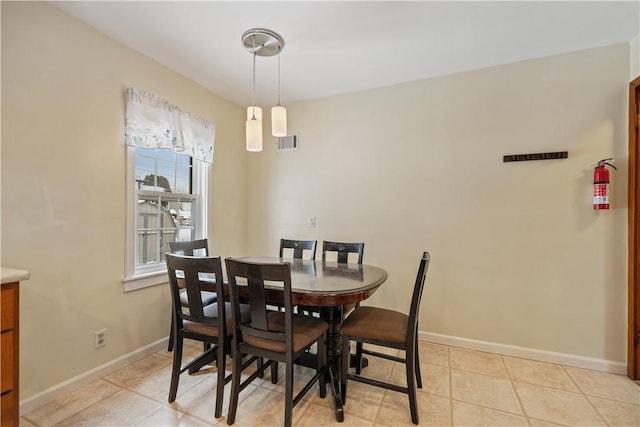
[180,290,217,307]
[340,306,408,344]
[243,312,328,353]
[184,303,250,337]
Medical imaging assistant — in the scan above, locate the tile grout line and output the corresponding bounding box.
[447,345,454,426]
[94,385,164,426]
[119,350,225,426]
[561,365,612,427]
[448,397,540,426]
[448,350,546,421]
[455,367,530,417]
[122,378,215,425]
[23,379,125,427]
[499,354,532,426]
[370,388,386,426]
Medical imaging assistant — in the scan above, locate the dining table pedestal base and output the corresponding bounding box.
[320,305,345,422]
[291,304,346,421]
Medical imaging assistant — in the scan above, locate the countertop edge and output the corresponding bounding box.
[1,267,30,284]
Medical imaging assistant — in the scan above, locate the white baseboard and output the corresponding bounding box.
[419,331,627,375]
[19,338,168,415]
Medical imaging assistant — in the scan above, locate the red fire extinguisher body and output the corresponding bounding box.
[593,163,610,210]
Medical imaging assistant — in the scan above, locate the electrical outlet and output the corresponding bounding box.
[94,329,106,349]
[308,216,316,228]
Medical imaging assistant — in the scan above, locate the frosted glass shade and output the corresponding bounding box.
[247,106,262,121]
[271,105,287,137]
[245,118,262,152]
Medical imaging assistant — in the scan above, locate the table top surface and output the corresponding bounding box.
[233,257,388,305]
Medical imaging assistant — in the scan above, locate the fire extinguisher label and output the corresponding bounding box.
[594,183,608,204]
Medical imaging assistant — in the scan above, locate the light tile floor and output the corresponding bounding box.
[21,341,640,426]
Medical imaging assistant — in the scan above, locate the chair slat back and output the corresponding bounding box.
[168,239,209,257]
[322,241,365,264]
[225,259,293,344]
[280,239,317,260]
[166,254,224,328]
[407,252,431,344]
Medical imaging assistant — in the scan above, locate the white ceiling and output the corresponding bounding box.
[52,1,639,107]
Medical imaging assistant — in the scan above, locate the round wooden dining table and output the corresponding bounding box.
[235,257,388,422]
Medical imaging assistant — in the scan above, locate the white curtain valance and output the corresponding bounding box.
[124,87,214,164]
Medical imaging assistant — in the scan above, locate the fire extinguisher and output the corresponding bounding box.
[593,158,617,210]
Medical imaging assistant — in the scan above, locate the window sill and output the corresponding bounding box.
[123,270,168,292]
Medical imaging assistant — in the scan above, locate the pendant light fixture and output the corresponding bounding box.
[242,28,286,151]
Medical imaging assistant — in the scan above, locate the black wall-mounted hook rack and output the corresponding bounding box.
[503,151,568,162]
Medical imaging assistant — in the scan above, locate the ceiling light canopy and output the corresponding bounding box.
[242,28,287,152]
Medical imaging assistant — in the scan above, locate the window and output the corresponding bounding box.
[122,87,214,292]
[124,147,208,291]
[124,147,209,291]
[136,148,194,264]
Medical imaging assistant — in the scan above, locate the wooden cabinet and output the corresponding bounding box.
[1,269,28,427]
[1,282,19,427]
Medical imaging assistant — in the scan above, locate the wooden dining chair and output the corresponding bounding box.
[340,252,430,425]
[301,240,365,318]
[279,238,317,260]
[276,239,317,315]
[165,254,250,418]
[166,239,217,352]
[322,240,365,264]
[225,258,328,427]
[323,240,365,315]
[168,238,210,257]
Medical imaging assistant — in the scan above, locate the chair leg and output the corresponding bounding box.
[406,343,419,425]
[226,349,243,425]
[414,342,422,389]
[168,335,183,402]
[271,361,279,384]
[355,342,363,374]
[167,316,175,352]
[284,358,294,427]
[318,334,326,398]
[214,338,225,418]
[257,357,264,378]
[340,334,350,404]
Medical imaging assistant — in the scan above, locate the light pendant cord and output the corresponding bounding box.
[277,46,281,106]
[251,51,257,119]
[251,34,257,120]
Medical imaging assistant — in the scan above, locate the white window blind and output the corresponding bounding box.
[124,87,215,164]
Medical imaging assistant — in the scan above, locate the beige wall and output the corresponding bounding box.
[248,43,630,363]
[632,34,639,79]
[1,2,246,399]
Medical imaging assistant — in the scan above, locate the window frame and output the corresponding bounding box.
[123,146,208,292]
